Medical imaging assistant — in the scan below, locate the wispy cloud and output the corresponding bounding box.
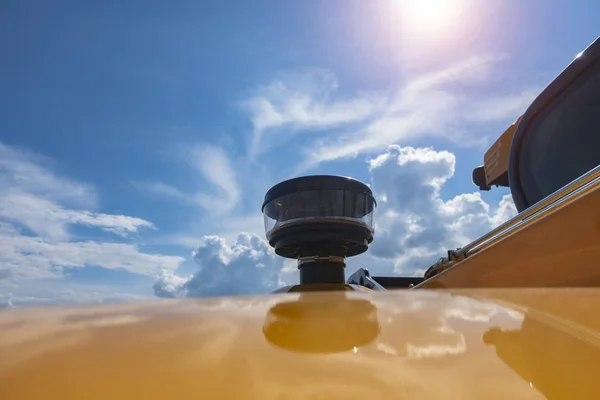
[302,57,538,170]
[465,88,541,122]
[137,145,241,214]
[241,56,540,172]
[241,68,387,160]
[190,145,241,212]
[0,142,184,286]
[0,144,156,242]
[0,192,154,242]
[0,225,183,280]
[0,143,96,208]
[133,181,191,204]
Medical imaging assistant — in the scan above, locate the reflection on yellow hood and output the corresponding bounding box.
[0,289,598,399]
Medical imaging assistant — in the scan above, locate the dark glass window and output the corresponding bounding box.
[518,59,600,207]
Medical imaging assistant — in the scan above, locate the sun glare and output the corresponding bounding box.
[391,0,466,34]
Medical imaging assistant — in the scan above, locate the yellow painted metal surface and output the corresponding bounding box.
[419,172,600,289]
[1,289,598,399]
[483,116,521,186]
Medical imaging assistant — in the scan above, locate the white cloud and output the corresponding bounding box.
[368,145,516,275]
[241,57,539,171]
[0,192,154,242]
[155,144,517,297]
[303,61,538,169]
[491,192,520,227]
[153,233,293,298]
[190,145,241,212]
[0,225,184,280]
[0,143,96,207]
[137,145,241,213]
[3,282,153,307]
[0,143,156,242]
[0,142,185,293]
[465,88,541,123]
[134,181,190,204]
[242,68,386,159]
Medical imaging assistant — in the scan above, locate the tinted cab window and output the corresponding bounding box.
[517,59,600,207]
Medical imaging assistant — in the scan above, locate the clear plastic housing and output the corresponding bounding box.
[263,189,375,236]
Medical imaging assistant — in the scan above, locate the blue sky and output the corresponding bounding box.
[1,0,598,306]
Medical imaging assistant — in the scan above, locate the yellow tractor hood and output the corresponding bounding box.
[1,289,598,399]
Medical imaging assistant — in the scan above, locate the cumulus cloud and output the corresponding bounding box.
[154,144,517,297]
[241,57,539,171]
[0,142,184,290]
[368,145,516,275]
[154,233,293,298]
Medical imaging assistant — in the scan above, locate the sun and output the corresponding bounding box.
[391,0,466,34]
[406,0,458,27]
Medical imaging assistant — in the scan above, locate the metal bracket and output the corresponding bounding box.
[424,248,467,279]
[346,268,387,291]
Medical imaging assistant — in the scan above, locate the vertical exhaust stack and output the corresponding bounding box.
[261,175,376,286]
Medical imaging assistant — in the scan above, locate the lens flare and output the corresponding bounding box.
[391,0,467,34]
